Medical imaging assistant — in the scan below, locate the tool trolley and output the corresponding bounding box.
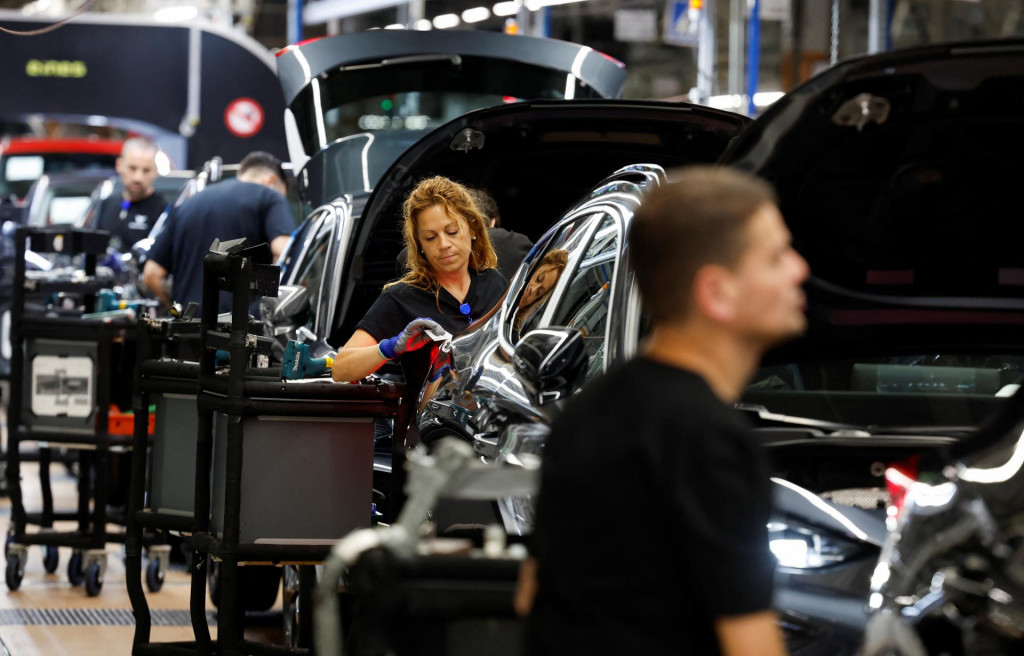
[4,226,143,595]
[124,306,285,653]
[129,239,409,656]
[123,310,205,616]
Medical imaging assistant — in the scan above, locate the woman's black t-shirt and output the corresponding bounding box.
[354,268,508,389]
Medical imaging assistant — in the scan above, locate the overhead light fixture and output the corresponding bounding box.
[154,5,199,22]
[753,91,785,107]
[705,92,783,112]
[462,6,490,23]
[384,23,405,29]
[525,0,586,10]
[493,0,521,16]
[432,13,460,29]
[706,94,744,111]
[414,18,432,30]
[21,0,52,15]
[304,0,407,25]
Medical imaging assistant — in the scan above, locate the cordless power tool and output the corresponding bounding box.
[282,340,335,380]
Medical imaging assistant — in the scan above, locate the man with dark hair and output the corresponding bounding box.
[93,137,167,250]
[477,188,533,281]
[517,166,808,656]
[141,151,294,316]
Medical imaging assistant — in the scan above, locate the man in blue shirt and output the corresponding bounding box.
[141,151,293,316]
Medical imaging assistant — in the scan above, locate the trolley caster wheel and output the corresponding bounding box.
[5,553,24,591]
[42,546,59,574]
[146,558,165,593]
[84,563,103,597]
[67,551,85,586]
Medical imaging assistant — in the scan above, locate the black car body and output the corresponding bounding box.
[414,38,1024,653]
[751,40,1024,656]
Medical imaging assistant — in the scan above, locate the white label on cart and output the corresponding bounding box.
[31,355,93,417]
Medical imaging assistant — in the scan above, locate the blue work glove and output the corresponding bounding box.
[378,317,444,360]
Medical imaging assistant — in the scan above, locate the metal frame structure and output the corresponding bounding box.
[4,226,136,596]
[126,239,409,656]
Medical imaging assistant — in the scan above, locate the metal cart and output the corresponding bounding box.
[124,311,286,654]
[128,239,409,656]
[4,226,138,595]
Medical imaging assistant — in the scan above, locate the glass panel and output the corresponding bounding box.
[46,197,91,225]
[6,155,44,181]
[507,215,595,343]
[291,55,604,157]
[548,215,619,380]
[290,212,336,318]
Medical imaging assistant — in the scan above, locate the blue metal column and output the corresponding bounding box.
[746,0,760,116]
[288,0,304,46]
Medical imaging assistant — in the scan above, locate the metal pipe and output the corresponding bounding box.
[831,0,840,65]
[747,0,761,116]
[288,0,303,45]
[729,0,744,95]
[697,0,717,103]
[868,0,886,53]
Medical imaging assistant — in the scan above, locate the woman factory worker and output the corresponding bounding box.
[331,176,508,387]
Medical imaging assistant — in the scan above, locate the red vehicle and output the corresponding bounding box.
[0,136,123,204]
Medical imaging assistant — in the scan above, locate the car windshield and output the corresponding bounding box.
[298,131,424,207]
[288,54,599,158]
[742,354,1024,432]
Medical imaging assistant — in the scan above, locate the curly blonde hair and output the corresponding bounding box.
[387,176,498,292]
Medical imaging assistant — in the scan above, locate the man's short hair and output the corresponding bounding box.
[630,166,778,323]
[121,136,158,157]
[469,188,500,226]
[240,151,287,190]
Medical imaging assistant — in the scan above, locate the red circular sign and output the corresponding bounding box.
[224,97,265,138]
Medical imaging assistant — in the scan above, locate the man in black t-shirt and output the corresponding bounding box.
[517,167,810,656]
[93,137,167,250]
[482,192,533,281]
[141,151,294,316]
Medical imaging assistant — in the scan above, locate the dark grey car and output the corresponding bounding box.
[415,37,1024,655]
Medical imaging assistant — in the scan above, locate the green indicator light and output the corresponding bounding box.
[381,99,394,111]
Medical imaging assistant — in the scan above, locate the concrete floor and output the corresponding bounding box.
[0,451,286,655]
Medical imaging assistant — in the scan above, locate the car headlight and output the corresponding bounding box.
[768,517,865,569]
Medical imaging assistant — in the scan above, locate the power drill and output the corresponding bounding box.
[282,340,335,380]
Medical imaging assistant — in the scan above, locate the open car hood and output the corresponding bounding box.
[275,30,628,179]
[722,39,1024,353]
[325,98,748,345]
